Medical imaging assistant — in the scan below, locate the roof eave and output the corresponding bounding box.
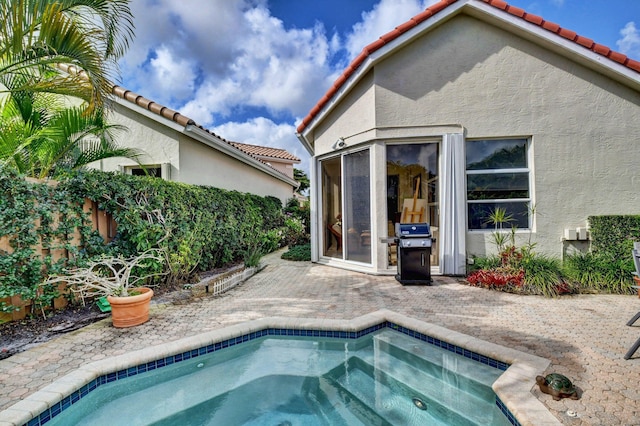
[470,2,640,91]
[298,0,640,140]
[298,0,467,138]
[110,95,186,133]
[255,154,301,164]
[296,132,315,156]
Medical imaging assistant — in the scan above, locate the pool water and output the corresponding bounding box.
[48,329,512,425]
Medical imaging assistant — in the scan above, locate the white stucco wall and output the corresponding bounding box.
[373,14,640,259]
[313,71,377,156]
[95,102,180,176]
[178,136,294,203]
[90,101,294,204]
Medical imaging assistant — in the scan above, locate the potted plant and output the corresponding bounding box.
[43,250,165,328]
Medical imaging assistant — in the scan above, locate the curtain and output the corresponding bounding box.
[441,133,467,275]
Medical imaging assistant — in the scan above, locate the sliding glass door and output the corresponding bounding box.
[320,149,371,264]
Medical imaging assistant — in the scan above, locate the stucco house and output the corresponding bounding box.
[296,0,640,276]
[92,86,301,204]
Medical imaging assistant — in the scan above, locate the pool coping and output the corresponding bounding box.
[0,309,559,426]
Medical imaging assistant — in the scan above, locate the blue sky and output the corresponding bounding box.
[118,0,640,173]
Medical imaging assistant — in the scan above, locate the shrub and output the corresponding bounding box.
[0,169,288,315]
[281,244,311,261]
[564,252,635,294]
[520,253,571,297]
[283,215,309,247]
[468,245,571,297]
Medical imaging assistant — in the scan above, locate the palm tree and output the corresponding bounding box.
[0,0,134,112]
[0,0,141,178]
[0,86,141,178]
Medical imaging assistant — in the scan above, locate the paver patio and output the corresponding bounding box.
[1,249,639,425]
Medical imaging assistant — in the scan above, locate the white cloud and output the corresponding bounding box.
[617,22,640,60]
[345,0,438,59]
[549,0,565,6]
[121,0,336,124]
[147,47,197,102]
[212,117,311,173]
[118,0,438,161]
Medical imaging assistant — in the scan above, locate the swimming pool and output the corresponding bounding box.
[1,310,557,426]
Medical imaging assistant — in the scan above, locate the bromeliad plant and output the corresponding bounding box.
[468,205,570,297]
[42,249,166,306]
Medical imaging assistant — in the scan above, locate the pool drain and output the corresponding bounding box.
[412,397,427,410]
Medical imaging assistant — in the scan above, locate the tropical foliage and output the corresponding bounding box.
[468,209,638,297]
[0,0,134,111]
[0,0,140,177]
[0,169,289,316]
[293,168,310,194]
[0,86,141,177]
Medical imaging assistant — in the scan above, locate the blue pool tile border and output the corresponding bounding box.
[25,321,514,426]
[497,396,523,426]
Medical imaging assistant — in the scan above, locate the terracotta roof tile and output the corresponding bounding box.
[593,44,611,56]
[413,9,434,24]
[487,0,508,10]
[395,19,418,33]
[381,28,402,43]
[576,36,594,49]
[627,59,640,73]
[228,142,301,162]
[558,28,578,41]
[505,5,526,18]
[297,0,640,134]
[541,20,561,33]
[364,38,386,54]
[523,13,543,26]
[608,50,628,64]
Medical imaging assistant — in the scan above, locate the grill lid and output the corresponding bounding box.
[396,223,431,237]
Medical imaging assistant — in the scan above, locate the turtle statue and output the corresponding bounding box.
[536,374,579,401]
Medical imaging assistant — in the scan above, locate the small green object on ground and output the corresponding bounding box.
[96,297,111,313]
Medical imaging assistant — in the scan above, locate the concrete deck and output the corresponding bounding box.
[1,249,639,425]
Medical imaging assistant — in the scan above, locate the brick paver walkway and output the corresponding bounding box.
[1,249,639,425]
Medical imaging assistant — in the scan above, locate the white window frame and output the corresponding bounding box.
[466,138,532,231]
[121,163,171,180]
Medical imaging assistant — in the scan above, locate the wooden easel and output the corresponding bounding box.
[401,176,425,223]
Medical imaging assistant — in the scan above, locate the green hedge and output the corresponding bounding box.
[0,169,285,313]
[563,215,640,294]
[71,171,283,267]
[588,215,640,260]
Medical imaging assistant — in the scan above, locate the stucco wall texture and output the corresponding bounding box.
[311,14,640,260]
[93,103,294,204]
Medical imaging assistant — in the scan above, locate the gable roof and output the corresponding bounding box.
[296,0,640,137]
[109,85,300,183]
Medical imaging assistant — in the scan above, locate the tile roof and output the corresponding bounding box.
[297,0,640,134]
[111,86,195,127]
[228,141,301,162]
[110,86,300,168]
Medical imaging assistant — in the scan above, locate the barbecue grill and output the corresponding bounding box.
[394,222,432,285]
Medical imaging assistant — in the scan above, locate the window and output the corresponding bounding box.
[466,139,530,230]
[131,166,161,177]
[124,164,168,179]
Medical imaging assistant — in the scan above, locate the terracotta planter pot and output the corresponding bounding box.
[107,287,154,328]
